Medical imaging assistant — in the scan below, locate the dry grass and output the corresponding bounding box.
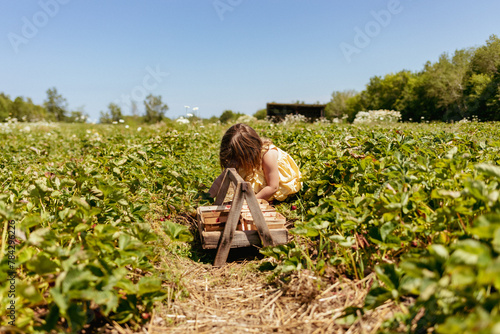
[107,210,405,334]
[142,258,404,334]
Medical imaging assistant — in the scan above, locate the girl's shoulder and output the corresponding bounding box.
[262,141,278,154]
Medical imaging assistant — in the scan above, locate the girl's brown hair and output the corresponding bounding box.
[219,123,267,178]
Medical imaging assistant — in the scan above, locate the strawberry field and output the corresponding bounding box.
[1,120,500,333]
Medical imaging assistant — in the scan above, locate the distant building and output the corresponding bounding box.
[266,103,326,122]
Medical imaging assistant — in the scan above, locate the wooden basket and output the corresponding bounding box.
[197,203,289,249]
[239,211,286,231]
[198,168,288,266]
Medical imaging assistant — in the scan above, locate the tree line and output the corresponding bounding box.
[325,35,500,122]
[0,88,87,123]
[0,87,244,124]
[98,94,168,124]
[0,87,169,124]
[3,35,499,124]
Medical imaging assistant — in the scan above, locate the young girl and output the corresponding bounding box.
[209,123,301,201]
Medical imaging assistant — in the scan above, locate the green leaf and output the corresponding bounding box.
[162,221,193,242]
[475,163,500,179]
[114,158,128,166]
[116,278,138,294]
[399,276,422,295]
[385,202,402,210]
[436,189,462,199]
[428,244,449,263]
[28,227,51,246]
[380,222,396,242]
[291,225,319,237]
[66,303,87,331]
[117,198,128,206]
[118,234,131,250]
[470,214,500,239]
[375,263,400,290]
[81,290,119,315]
[449,266,476,287]
[58,269,98,294]
[89,186,104,198]
[364,286,391,309]
[71,196,90,211]
[34,178,50,193]
[337,306,363,325]
[493,228,500,253]
[20,214,42,229]
[50,190,61,198]
[449,239,492,267]
[138,276,162,295]
[444,146,458,159]
[18,282,44,304]
[26,252,59,274]
[74,223,89,233]
[50,288,68,315]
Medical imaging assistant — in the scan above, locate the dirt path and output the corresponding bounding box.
[107,214,405,334]
[145,257,401,334]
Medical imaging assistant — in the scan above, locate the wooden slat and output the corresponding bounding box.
[226,167,242,185]
[214,169,232,206]
[201,229,288,249]
[244,186,275,247]
[213,181,245,267]
[206,168,278,266]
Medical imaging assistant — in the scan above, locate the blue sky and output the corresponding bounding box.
[1,0,499,121]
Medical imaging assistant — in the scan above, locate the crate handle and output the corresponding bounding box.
[213,168,275,267]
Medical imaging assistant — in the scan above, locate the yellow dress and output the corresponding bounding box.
[242,144,302,201]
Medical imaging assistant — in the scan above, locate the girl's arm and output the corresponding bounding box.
[256,149,279,200]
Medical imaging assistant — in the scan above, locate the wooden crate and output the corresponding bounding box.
[239,211,286,231]
[241,199,274,212]
[202,168,287,266]
[197,205,288,249]
[200,229,288,249]
[199,210,229,231]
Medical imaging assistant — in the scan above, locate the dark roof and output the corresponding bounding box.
[267,103,326,108]
[266,103,326,122]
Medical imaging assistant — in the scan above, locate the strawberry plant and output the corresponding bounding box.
[1,120,500,332]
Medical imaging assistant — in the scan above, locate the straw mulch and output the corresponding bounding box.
[145,258,404,334]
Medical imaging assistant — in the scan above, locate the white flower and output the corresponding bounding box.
[119,119,125,123]
[137,127,142,131]
[125,125,129,129]
[353,110,401,124]
[112,121,118,125]
[280,114,307,125]
[176,117,189,124]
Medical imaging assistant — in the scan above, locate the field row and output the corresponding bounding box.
[1,121,499,333]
